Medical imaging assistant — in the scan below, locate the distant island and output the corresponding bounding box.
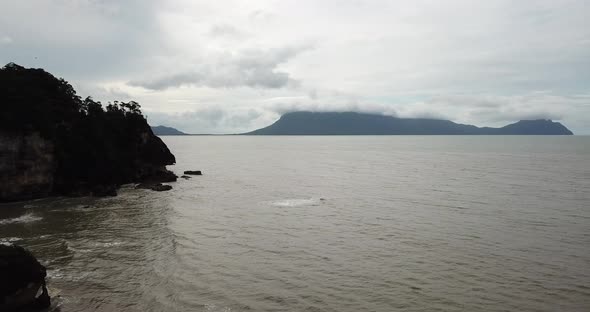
[0,63,177,202]
[245,111,573,135]
[151,125,187,135]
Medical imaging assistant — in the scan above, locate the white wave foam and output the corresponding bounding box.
[47,269,90,282]
[271,198,320,207]
[205,303,233,312]
[66,245,92,253]
[0,213,42,225]
[0,237,22,245]
[92,241,124,247]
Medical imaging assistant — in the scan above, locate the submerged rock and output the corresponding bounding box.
[183,170,202,175]
[0,245,50,311]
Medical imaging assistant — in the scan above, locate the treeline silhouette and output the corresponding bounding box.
[0,63,175,197]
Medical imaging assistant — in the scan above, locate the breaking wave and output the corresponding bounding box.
[0,213,42,225]
[271,198,324,207]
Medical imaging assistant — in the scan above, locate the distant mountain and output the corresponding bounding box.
[151,125,187,135]
[245,111,573,135]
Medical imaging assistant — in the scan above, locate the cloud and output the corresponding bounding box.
[0,36,12,44]
[1,0,589,133]
[0,0,162,80]
[424,94,581,124]
[248,10,275,23]
[145,107,266,134]
[141,92,590,135]
[207,24,246,39]
[128,45,312,90]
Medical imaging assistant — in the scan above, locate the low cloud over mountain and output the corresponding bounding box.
[2,0,589,133]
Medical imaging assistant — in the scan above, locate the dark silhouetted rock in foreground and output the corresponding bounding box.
[244,111,573,135]
[0,63,177,202]
[151,125,187,135]
[0,245,50,311]
[184,170,202,175]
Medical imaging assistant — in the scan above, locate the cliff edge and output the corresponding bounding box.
[0,63,176,202]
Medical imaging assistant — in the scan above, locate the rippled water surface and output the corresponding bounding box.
[1,136,589,311]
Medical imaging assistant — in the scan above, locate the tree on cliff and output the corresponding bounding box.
[0,63,176,200]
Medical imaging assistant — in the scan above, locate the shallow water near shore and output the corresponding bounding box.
[1,136,589,311]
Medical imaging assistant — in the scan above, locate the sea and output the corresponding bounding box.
[1,136,589,311]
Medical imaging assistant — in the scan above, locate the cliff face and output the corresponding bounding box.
[0,63,176,202]
[0,133,54,201]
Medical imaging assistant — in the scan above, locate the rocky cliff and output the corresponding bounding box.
[0,63,176,202]
[0,133,54,201]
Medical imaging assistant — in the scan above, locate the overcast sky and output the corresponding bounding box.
[1,0,589,134]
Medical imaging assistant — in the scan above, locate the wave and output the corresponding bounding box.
[91,241,125,248]
[47,268,90,282]
[0,237,22,245]
[271,198,325,207]
[0,212,42,225]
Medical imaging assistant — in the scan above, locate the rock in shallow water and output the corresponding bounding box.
[136,183,172,192]
[0,245,50,311]
[151,184,172,192]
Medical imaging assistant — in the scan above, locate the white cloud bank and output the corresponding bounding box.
[1,0,589,133]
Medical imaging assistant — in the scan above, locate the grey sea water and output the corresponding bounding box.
[1,136,589,311]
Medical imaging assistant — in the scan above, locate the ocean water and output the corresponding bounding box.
[1,136,589,311]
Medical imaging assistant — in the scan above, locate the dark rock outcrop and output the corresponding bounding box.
[183,170,202,175]
[140,169,178,184]
[0,245,50,311]
[244,111,574,135]
[151,184,173,192]
[0,63,177,202]
[136,182,172,192]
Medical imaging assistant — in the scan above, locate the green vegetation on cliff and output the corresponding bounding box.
[0,63,176,201]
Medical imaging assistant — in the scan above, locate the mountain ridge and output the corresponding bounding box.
[245,111,573,135]
[151,125,187,135]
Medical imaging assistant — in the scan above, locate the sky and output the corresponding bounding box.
[1,0,589,134]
